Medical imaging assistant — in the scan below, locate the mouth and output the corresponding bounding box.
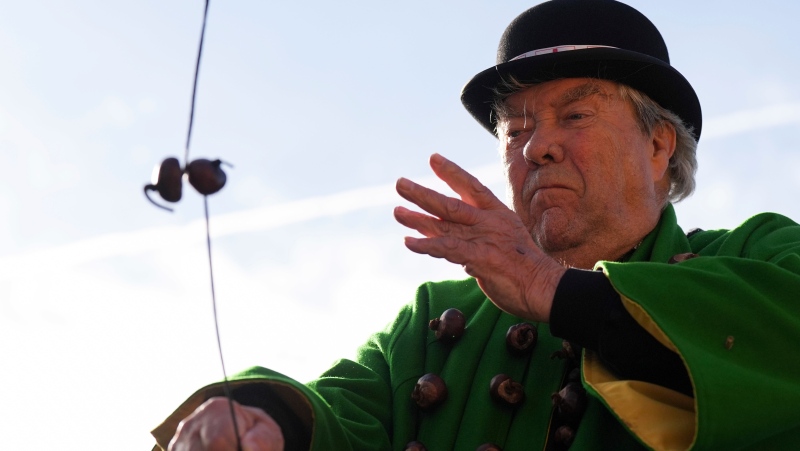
[520,174,574,203]
[528,184,573,209]
[533,184,570,194]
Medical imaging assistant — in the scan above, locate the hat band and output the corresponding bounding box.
[509,45,618,62]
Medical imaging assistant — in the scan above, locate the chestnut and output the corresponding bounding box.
[505,323,538,356]
[411,373,448,410]
[553,425,575,447]
[476,444,502,451]
[551,382,587,424]
[565,367,581,384]
[550,340,580,361]
[144,157,184,210]
[187,158,228,195]
[404,441,427,451]
[668,252,700,264]
[429,308,466,344]
[489,374,525,407]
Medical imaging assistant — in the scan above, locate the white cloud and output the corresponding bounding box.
[702,103,800,141]
[67,95,137,134]
[138,97,158,114]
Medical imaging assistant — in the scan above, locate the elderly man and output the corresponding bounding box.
[154,0,800,450]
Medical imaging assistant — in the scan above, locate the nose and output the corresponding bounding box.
[523,125,564,168]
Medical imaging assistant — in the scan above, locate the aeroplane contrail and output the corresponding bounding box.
[1,104,798,272]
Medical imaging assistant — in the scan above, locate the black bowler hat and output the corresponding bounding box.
[460,0,702,141]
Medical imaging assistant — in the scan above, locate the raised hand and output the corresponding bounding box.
[393,154,565,323]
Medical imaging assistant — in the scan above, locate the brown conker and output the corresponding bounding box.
[429,308,466,344]
[668,252,700,264]
[404,440,427,451]
[489,374,525,407]
[553,425,575,447]
[565,367,581,384]
[187,158,228,196]
[551,382,587,424]
[506,323,538,356]
[550,340,579,361]
[476,444,502,451]
[411,373,448,410]
[144,157,184,210]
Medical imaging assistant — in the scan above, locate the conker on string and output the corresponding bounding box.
[489,374,525,407]
[143,157,232,212]
[187,158,228,195]
[411,373,448,410]
[144,157,183,210]
[551,382,587,424]
[476,444,502,451]
[506,323,538,355]
[404,441,427,451]
[429,308,466,344]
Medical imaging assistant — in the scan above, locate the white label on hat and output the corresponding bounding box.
[509,45,618,61]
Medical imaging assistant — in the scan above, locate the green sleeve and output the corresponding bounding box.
[151,287,433,451]
[595,212,800,450]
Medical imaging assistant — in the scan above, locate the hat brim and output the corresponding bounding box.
[460,47,702,141]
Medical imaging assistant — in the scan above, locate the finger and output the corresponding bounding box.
[241,419,285,451]
[429,153,504,210]
[393,206,438,237]
[403,235,477,266]
[240,403,276,421]
[169,402,210,451]
[394,205,473,239]
[169,422,206,451]
[196,399,246,450]
[168,423,197,451]
[396,177,480,225]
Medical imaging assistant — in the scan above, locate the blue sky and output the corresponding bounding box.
[1,1,799,449]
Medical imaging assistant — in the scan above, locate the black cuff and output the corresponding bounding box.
[549,268,620,350]
[549,267,693,397]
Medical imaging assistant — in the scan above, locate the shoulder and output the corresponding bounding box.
[688,212,800,260]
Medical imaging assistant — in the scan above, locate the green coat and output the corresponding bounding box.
[152,205,800,450]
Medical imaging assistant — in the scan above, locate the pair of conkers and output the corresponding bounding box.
[144,157,230,211]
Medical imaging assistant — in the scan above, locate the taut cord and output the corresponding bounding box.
[205,196,242,451]
[184,0,209,167]
[188,1,243,449]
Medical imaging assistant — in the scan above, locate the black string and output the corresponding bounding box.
[184,0,210,167]
[188,1,243,449]
[205,196,243,451]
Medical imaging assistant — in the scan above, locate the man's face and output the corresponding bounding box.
[497,78,671,263]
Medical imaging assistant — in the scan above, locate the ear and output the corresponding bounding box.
[650,122,676,184]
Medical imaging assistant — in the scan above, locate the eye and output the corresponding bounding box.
[500,117,533,143]
[567,112,586,120]
[504,128,532,145]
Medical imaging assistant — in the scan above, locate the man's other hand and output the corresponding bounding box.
[168,397,285,451]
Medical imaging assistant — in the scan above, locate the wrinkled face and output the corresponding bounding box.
[497,78,670,262]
